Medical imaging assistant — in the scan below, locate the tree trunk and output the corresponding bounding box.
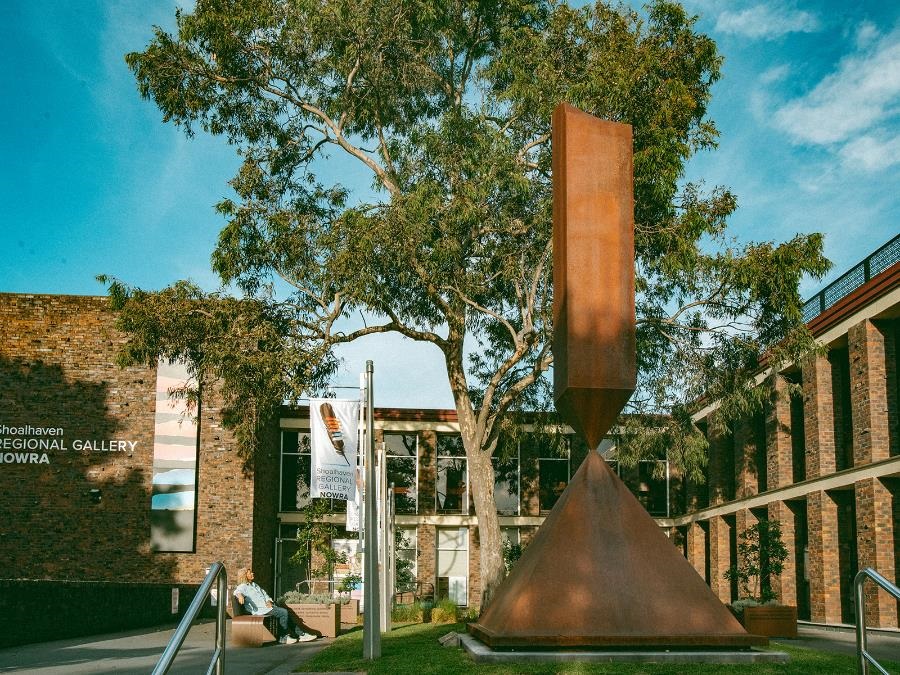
[445,335,506,610]
[467,446,504,610]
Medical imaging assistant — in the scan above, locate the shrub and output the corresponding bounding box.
[431,599,458,624]
[724,519,789,603]
[277,591,348,606]
[391,601,423,623]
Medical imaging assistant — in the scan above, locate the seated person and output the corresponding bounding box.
[233,567,317,644]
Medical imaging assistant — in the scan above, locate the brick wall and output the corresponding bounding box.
[768,501,798,608]
[803,354,836,478]
[0,294,267,614]
[0,579,217,648]
[807,490,843,623]
[766,375,794,490]
[707,515,732,603]
[850,319,893,465]
[707,421,734,505]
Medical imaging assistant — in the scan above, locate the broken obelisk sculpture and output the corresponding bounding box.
[469,103,764,649]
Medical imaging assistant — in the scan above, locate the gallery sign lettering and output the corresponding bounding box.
[0,422,138,464]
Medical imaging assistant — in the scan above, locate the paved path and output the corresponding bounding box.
[2,620,899,673]
[776,623,900,664]
[0,620,332,674]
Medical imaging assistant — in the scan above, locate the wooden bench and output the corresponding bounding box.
[228,595,279,647]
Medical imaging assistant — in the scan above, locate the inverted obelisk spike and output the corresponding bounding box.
[552,103,636,447]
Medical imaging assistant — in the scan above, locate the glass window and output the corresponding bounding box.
[436,434,467,514]
[493,451,519,515]
[500,526,519,547]
[384,432,418,514]
[638,460,668,516]
[536,435,570,512]
[396,526,418,589]
[280,429,347,512]
[281,431,311,511]
[436,526,468,606]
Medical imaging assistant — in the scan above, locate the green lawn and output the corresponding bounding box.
[299,622,899,674]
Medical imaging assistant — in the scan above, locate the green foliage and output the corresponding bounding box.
[122,0,829,603]
[391,601,424,623]
[96,277,334,467]
[276,590,347,605]
[338,573,362,594]
[288,498,347,578]
[460,605,481,622]
[724,519,789,603]
[395,528,416,591]
[432,598,459,623]
[501,536,525,574]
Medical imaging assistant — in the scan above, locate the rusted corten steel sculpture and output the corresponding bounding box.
[550,104,636,450]
[469,104,764,650]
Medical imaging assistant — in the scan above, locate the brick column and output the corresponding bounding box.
[733,509,758,598]
[417,523,436,591]
[686,521,707,579]
[707,422,733,505]
[708,515,732,603]
[769,501,799,608]
[767,375,795,490]
[519,439,540,516]
[807,490,842,623]
[849,320,894,465]
[855,478,898,627]
[803,354,837,478]
[734,420,758,500]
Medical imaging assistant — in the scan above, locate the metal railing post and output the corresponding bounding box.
[153,561,227,675]
[854,567,900,675]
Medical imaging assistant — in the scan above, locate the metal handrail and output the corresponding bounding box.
[152,562,227,675]
[854,567,900,674]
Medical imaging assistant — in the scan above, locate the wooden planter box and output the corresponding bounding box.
[285,603,341,638]
[341,598,359,624]
[742,605,798,638]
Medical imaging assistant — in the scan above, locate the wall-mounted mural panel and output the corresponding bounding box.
[151,361,200,552]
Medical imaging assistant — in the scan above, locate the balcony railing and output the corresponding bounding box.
[803,234,900,323]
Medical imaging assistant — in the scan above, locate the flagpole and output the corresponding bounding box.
[362,360,380,659]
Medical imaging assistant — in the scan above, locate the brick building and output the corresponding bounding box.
[672,234,900,628]
[0,293,278,645]
[1,234,897,645]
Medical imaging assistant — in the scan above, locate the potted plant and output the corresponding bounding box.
[337,573,362,623]
[724,519,796,638]
[283,499,359,633]
[277,590,345,638]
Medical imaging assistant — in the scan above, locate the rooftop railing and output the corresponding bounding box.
[803,234,900,324]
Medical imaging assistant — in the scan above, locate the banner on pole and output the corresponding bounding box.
[310,398,360,500]
[346,471,361,532]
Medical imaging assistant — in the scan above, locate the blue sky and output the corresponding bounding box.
[1,1,898,407]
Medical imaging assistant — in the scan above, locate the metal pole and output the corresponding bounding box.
[856,573,867,674]
[362,361,381,659]
[378,445,391,633]
[665,457,670,519]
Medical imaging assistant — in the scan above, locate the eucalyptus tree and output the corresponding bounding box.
[119,0,828,606]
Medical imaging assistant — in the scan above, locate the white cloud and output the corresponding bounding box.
[759,64,790,85]
[715,5,820,40]
[856,21,880,48]
[838,133,900,171]
[772,25,900,166]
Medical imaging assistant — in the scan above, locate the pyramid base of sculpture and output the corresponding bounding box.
[468,623,767,649]
[459,633,787,664]
[471,453,769,650]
